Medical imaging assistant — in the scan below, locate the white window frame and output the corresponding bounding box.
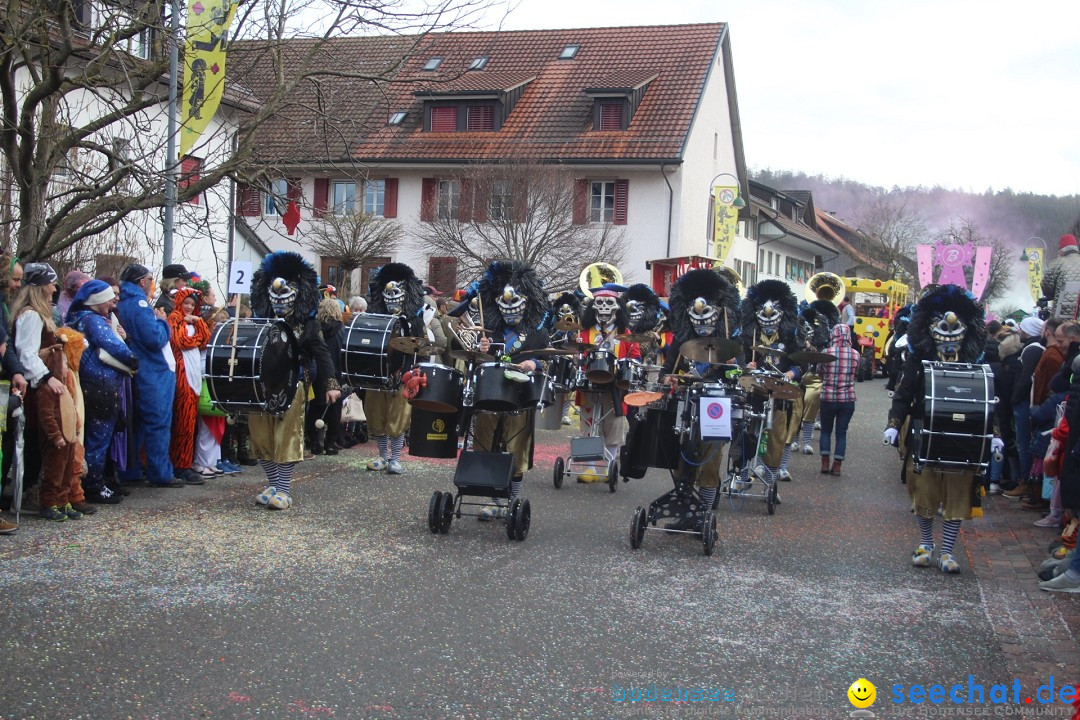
[589,180,615,224]
[264,178,289,217]
[437,179,460,221]
[363,179,386,216]
[490,180,513,222]
[332,180,356,216]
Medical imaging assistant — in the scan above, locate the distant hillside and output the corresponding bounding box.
[750,168,1080,249]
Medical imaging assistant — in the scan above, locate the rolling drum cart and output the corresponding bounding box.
[552,384,619,493]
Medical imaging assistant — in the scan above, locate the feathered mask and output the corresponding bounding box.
[740,279,798,344]
[668,269,741,343]
[907,284,986,363]
[251,251,320,321]
[478,260,546,334]
[623,283,661,334]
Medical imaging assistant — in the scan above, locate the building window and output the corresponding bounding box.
[469,56,489,70]
[559,44,579,59]
[427,256,458,294]
[467,105,494,131]
[363,179,386,216]
[597,101,624,131]
[759,248,765,272]
[388,111,406,126]
[264,178,289,216]
[437,179,460,221]
[179,155,202,204]
[490,180,514,222]
[423,57,443,71]
[321,257,346,291]
[590,181,615,223]
[430,106,457,132]
[332,181,355,215]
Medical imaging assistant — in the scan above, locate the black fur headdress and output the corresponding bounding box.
[810,299,840,329]
[668,268,742,343]
[368,262,425,336]
[478,259,546,335]
[740,279,798,344]
[623,283,661,334]
[907,284,986,363]
[799,302,832,351]
[251,251,320,320]
[544,291,583,332]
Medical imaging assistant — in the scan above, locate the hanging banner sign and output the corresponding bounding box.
[712,184,740,263]
[180,0,238,157]
[1026,247,1044,304]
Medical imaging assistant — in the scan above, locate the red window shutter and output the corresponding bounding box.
[383,178,399,218]
[572,179,588,225]
[467,105,494,131]
[313,178,329,218]
[472,180,488,223]
[614,179,629,225]
[599,102,624,130]
[236,182,260,217]
[431,106,457,132]
[512,179,527,223]
[420,178,436,222]
[180,156,201,204]
[459,178,473,222]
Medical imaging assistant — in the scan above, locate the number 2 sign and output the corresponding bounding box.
[228,260,252,294]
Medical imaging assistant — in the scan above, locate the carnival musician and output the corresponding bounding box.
[622,283,663,365]
[790,299,839,456]
[660,268,742,530]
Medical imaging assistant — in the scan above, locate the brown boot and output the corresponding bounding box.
[1003,482,1032,499]
[820,457,831,474]
[0,516,17,535]
[830,460,842,476]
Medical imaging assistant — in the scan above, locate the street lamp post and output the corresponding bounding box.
[1018,236,1046,263]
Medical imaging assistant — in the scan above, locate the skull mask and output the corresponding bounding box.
[497,284,526,326]
[466,297,482,327]
[625,299,644,327]
[382,280,405,315]
[930,311,966,362]
[689,296,719,337]
[557,303,578,326]
[756,300,782,337]
[269,277,297,318]
[592,294,619,326]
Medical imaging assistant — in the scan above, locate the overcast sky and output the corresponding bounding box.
[476,0,1080,197]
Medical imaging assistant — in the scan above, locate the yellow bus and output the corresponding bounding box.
[844,278,911,379]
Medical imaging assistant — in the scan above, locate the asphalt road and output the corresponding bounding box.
[0,379,1073,719]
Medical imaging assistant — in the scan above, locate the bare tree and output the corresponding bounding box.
[0,0,498,261]
[415,163,628,291]
[306,210,404,295]
[932,218,1012,305]
[855,194,928,282]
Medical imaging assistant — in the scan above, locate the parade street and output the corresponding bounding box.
[1,379,1078,720]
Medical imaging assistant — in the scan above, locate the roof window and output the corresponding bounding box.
[469,56,489,70]
[559,44,579,60]
[388,112,407,126]
[423,57,443,71]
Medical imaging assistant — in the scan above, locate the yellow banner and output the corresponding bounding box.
[712,184,740,262]
[1026,247,1044,304]
[180,0,237,157]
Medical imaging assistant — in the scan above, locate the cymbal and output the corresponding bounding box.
[520,347,574,358]
[449,348,495,364]
[615,332,655,344]
[681,337,742,364]
[554,319,581,332]
[414,344,443,356]
[739,375,802,401]
[624,391,665,407]
[557,339,597,352]
[788,350,837,365]
[750,345,786,358]
[389,336,426,353]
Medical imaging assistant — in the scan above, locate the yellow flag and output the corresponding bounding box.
[712,184,740,262]
[1026,247,1044,304]
[180,0,237,157]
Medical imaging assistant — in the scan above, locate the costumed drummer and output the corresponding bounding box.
[249,252,340,510]
[622,283,663,365]
[660,268,742,529]
[883,284,999,574]
[544,290,584,426]
[741,279,803,484]
[474,260,551,519]
[365,263,425,475]
[790,299,838,456]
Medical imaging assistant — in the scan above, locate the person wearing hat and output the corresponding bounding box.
[67,280,139,503]
[1042,234,1080,320]
[155,263,192,315]
[116,263,182,488]
[57,269,91,325]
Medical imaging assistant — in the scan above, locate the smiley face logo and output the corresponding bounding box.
[847,678,876,708]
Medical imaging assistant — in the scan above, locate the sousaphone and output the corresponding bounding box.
[579,262,623,298]
[804,271,846,306]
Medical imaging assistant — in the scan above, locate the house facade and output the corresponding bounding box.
[229,23,751,295]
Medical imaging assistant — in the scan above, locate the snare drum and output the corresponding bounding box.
[547,355,577,391]
[519,372,554,409]
[615,358,642,390]
[204,319,298,415]
[915,361,996,469]
[584,348,616,384]
[408,363,465,414]
[341,313,403,390]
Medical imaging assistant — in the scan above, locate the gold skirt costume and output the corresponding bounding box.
[249,384,306,464]
[365,389,412,438]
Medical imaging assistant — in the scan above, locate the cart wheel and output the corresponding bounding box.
[514,498,531,541]
[439,492,455,534]
[553,457,565,489]
[427,491,443,534]
[630,506,647,549]
[767,483,777,515]
[608,459,618,493]
[506,498,521,541]
[702,511,717,556]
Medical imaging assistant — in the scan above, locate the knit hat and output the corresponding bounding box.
[22,262,58,287]
[71,279,115,307]
[1060,234,1078,251]
[1019,316,1044,337]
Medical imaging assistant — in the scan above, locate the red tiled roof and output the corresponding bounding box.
[229,23,726,165]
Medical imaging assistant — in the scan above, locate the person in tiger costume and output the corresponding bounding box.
[168,287,212,483]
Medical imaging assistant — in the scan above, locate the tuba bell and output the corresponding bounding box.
[805,271,846,306]
[579,262,623,298]
[712,263,746,298]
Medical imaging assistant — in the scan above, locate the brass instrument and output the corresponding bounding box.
[711,263,746,298]
[804,271,846,306]
[579,262,623,298]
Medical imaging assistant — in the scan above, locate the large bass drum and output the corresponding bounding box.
[341,313,403,390]
[204,319,298,415]
[914,361,996,470]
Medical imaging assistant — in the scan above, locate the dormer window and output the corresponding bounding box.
[469,56,489,70]
[559,44,579,60]
[423,57,443,71]
[584,73,656,132]
[597,101,625,131]
[388,111,407,126]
